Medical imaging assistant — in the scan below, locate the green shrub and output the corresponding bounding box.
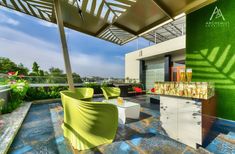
[25,86,68,101]
[83,82,101,94]
[0,99,4,113]
[83,82,114,94]
[1,80,29,114]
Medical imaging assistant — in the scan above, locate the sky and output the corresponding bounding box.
[0,6,153,78]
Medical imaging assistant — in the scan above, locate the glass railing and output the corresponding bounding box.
[0,74,126,85]
[0,74,81,84]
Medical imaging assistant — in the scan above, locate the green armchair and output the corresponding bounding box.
[60,91,118,151]
[101,87,121,100]
[74,87,94,101]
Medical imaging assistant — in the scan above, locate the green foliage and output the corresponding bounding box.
[7,71,18,81]
[0,57,17,74]
[73,73,83,83]
[17,63,29,75]
[0,57,83,84]
[83,82,114,94]
[38,70,44,76]
[0,99,4,112]
[49,67,64,76]
[31,62,45,76]
[101,82,109,87]
[32,62,40,74]
[1,80,29,114]
[0,57,28,75]
[25,86,68,101]
[83,82,102,94]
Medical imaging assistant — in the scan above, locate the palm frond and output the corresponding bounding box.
[187,45,235,89]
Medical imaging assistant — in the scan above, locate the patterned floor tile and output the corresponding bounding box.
[8,96,235,154]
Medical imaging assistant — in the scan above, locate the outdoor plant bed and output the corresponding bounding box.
[1,72,29,114]
[25,86,68,101]
[0,98,64,154]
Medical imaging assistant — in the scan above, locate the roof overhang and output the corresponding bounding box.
[0,0,216,45]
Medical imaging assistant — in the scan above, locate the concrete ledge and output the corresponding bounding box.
[32,98,61,105]
[0,102,32,154]
[32,94,104,105]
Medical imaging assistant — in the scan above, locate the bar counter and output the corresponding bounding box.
[150,82,216,149]
[154,82,214,100]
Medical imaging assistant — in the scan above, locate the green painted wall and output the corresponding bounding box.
[186,0,235,120]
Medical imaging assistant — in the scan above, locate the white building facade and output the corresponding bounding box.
[125,36,186,90]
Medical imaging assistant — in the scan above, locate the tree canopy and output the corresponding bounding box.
[49,67,64,76]
[0,57,29,75]
[0,57,82,83]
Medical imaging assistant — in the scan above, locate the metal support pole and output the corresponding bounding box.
[155,31,157,44]
[54,0,75,91]
[136,37,139,50]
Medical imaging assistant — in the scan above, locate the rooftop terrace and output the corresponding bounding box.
[0,0,235,153]
[4,95,235,154]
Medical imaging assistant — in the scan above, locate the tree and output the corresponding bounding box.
[44,71,49,76]
[72,72,82,83]
[0,57,28,75]
[48,67,65,83]
[32,62,40,74]
[49,67,63,76]
[17,63,29,75]
[0,57,17,74]
[38,70,44,76]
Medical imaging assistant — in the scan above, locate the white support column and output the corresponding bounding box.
[54,0,75,91]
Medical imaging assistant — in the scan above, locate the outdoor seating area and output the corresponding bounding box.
[60,90,118,151]
[5,95,235,154]
[74,88,94,101]
[0,0,235,153]
[101,87,121,100]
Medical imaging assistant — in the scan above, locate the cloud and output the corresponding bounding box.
[70,53,123,77]
[115,56,124,61]
[37,20,57,28]
[0,13,19,26]
[0,6,25,17]
[0,26,124,77]
[36,19,73,37]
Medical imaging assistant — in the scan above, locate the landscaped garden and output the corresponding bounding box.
[0,66,145,154]
[0,56,143,118]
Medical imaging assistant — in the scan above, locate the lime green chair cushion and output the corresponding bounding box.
[74,88,94,101]
[101,87,121,100]
[60,91,118,151]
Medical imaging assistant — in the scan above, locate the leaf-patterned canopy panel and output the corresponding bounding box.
[0,0,216,45]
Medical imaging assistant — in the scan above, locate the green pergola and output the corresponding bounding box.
[0,0,215,90]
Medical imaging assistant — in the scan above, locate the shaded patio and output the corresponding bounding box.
[9,95,235,154]
[0,0,216,90]
[0,0,235,153]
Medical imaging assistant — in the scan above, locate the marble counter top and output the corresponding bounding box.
[153,82,215,100]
